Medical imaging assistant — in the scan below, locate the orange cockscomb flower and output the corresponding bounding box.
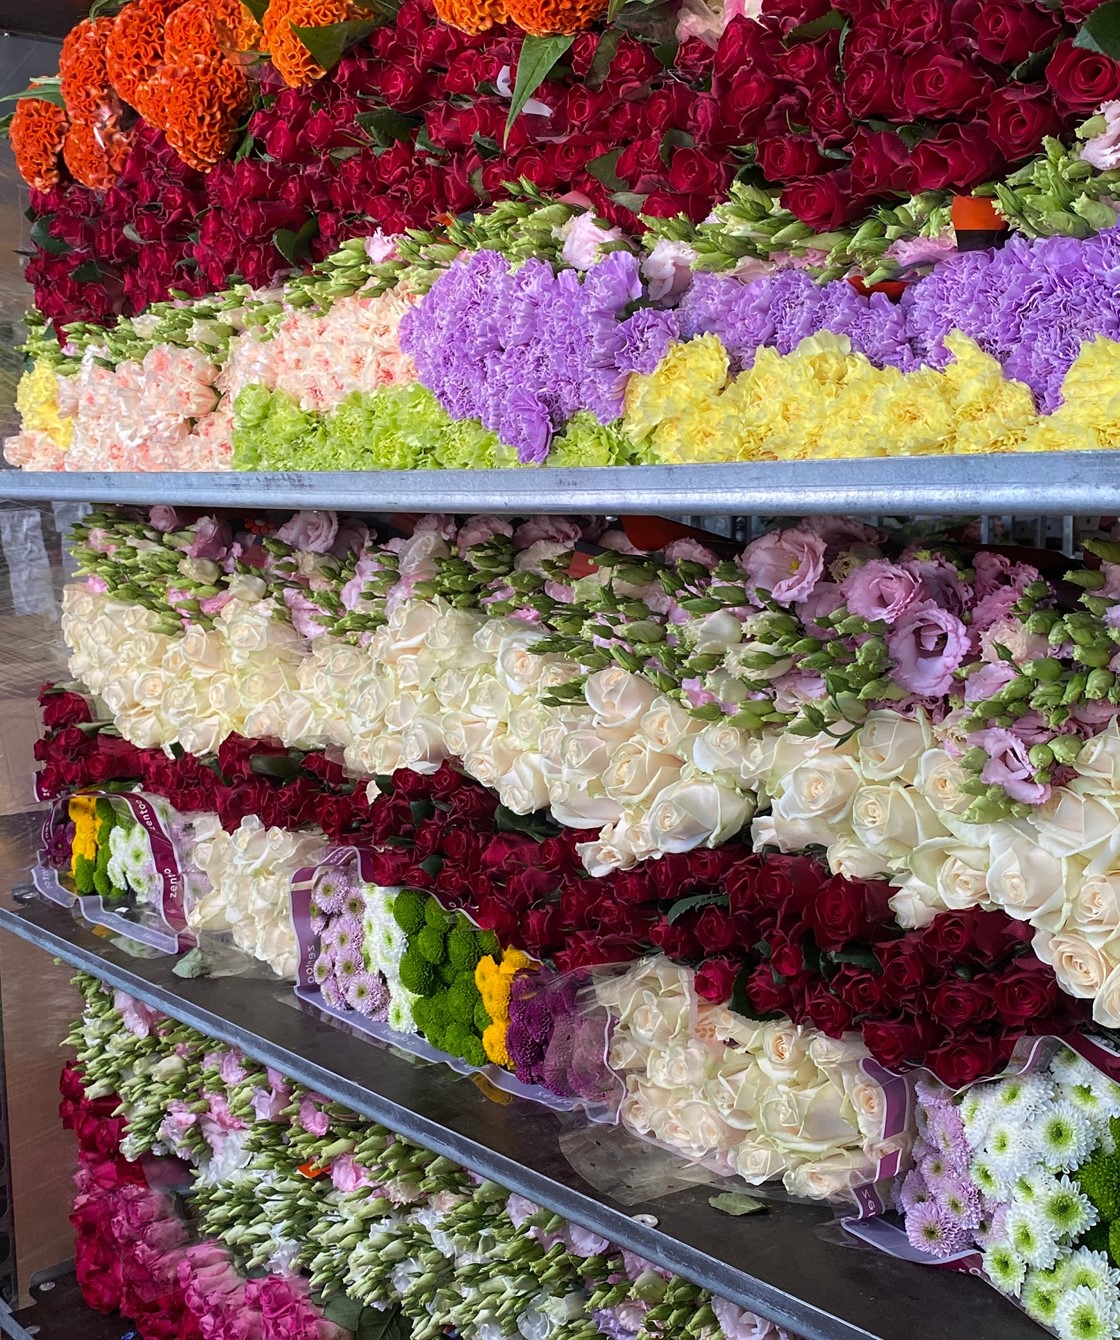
[58,16,118,124]
[263,0,355,87]
[9,94,69,192]
[432,0,508,35]
[62,119,132,189]
[504,0,606,34]
[106,0,186,114]
[164,0,263,64]
[147,53,251,169]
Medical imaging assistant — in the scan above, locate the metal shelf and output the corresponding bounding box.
[0,898,1037,1340]
[2,453,1120,515]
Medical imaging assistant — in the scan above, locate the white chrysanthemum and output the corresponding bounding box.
[1022,1266,1065,1329]
[1007,1204,1061,1270]
[983,1242,1027,1297]
[1035,1101,1095,1172]
[387,987,416,1035]
[1054,1284,1114,1340]
[1014,1169,1059,1206]
[1041,1176,1098,1242]
[983,1118,1037,1192]
[1063,1247,1120,1305]
[991,1074,1051,1119]
[960,1089,993,1147]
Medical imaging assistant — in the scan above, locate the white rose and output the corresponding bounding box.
[557,729,614,783]
[207,678,242,719]
[733,1139,787,1184]
[644,778,752,854]
[783,1151,876,1201]
[986,827,1068,929]
[913,748,972,815]
[660,1100,730,1158]
[584,668,659,728]
[549,782,624,831]
[576,816,653,875]
[225,573,266,603]
[602,740,682,805]
[851,783,942,859]
[757,1081,858,1158]
[399,716,446,774]
[426,605,483,652]
[690,723,757,786]
[495,627,550,696]
[843,1073,886,1138]
[808,1034,868,1067]
[646,1040,712,1091]
[1074,722,1120,794]
[640,696,702,752]
[100,680,132,716]
[221,602,273,655]
[463,734,518,788]
[498,752,550,814]
[827,836,890,881]
[1033,928,1112,998]
[1092,957,1120,1028]
[1029,786,1120,874]
[778,756,861,823]
[857,710,931,784]
[1068,866,1120,946]
[367,735,404,775]
[905,838,990,912]
[888,881,941,930]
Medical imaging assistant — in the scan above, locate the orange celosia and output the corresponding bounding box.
[62,119,132,190]
[58,17,118,125]
[106,0,186,114]
[432,0,508,34]
[263,0,355,87]
[503,0,606,34]
[164,0,263,64]
[9,94,69,192]
[146,53,251,170]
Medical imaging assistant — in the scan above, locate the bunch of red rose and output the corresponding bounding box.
[26,0,722,324]
[697,0,1116,232]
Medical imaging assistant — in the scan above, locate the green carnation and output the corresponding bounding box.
[437,961,458,986]
[391,889,427,936]
[443,1022,474,1060]
[398,948,439,997]
[416,924,447,965]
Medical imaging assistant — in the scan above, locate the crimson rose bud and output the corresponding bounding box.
[927,1034,1008,1087]
[862,1018,927,1070]
[695,956,740,1003]
[975,0,1062,65]
[756,133,830,182]
[986,84,1064,162]
[1047,38,1120,113]
[804,983,856,1036]
[928,979,994,1028]
[844,52,906,119]
[901,50,993,119]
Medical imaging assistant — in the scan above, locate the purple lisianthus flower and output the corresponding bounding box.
[887,601,970,697]
[973,727,1050,805]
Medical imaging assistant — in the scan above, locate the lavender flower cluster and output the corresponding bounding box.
[399,249,678,462]
[897,1074,985,1258]
[309,866,389,1019]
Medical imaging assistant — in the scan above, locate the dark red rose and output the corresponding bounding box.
[929,978,995,1029]
[804,983,856,1035]
[665,146,729,196]
[848,127,914,195]
[41,690,93,729]
[675,35,716,78]
[695,956,740,1003]
[811,876,893,951]
[764,0,833,29]
[756,132,830,182]
[711,75,783,141]
[778,35,836,90]
[642,190,716,222]
[301,750,348,788]
[876,938,930,1004]
[862,1018,930,1070]
[993,962,1073,1027]
[910,122,1000,191]
[900,49,994,118]
[975,0,1062,65]
[643,85,696,134]
[694,906,740,954]
[523,904,563,955]
[744,961,793,1015]
[919,910,975,958]
[927,1034,1009,1087]
[1047,38,1120,112]
[986,83,1065,161]
[650,916,703,960]
[804,78,854,144]
[883,0,952,49]
[830,965,884,1016]
[844,52,907,119]
[715,16,785,86]
[782,169,867,230]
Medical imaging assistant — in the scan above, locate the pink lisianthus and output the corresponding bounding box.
[1082,101,1120,170]
[186,516,233,562]
[741,527,826,605]
[964,662,1016,702]
[973,726,1051,805]
[113,989,163,1037]
[283,588,329,640]
[149,505,181,533]
[513,517,583,548]
[840,559,922,624]
[457,515,514,555]
[663,537,720,567]
[276,510,339,554]
[298,1096,330,1136]
[887,601,970,697]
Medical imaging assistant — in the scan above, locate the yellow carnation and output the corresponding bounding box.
[17,362,73,449]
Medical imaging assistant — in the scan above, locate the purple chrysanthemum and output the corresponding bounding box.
[346,971,388,1019]
[905,1199,969,1259]
[934,1173,982,1230]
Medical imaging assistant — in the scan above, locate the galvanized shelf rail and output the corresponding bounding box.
[0,898,1037,1340]
[2,452,1120,515]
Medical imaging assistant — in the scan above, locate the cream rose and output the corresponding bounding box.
[644,777,752,853]
[851,783,941,859]
[399,716,447,774]
[827,836,890,881]
[1029,786,1120,873]
[689,723,756,786]
[602,740,682,805]
[783,1151,877,1200]
[733,1139,787,1185]
[640,696,702,752]
[856,710,931,784]
[584,668,659,728]
[498,752,550,814]
[1033,928,1112,999]
[905,838,989,912]
[986,827,1067,929]
[1092,957,1120,1029]
[913,748,972,815]
[1068,867,1120,946]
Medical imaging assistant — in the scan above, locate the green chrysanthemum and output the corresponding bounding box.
[984,1243,1026,1296]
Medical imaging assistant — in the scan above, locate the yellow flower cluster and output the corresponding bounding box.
[622,330,1120,462]
[16,362,73,451]
[68,794,98,875]
[476,947,534,1068]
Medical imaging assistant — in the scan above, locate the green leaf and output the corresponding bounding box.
[409,798,434,826]
[1076,1,1120,56]
[323,1295,365,1330]
[828,946,883,974]
[121,222,143,244]
[709,1191,766,1216]
[0,112,11,139]
[586,147,625,190]
[71,261,105,283]
[659,127,694,169]
[493,803,559,841]
[504,33,574,145]
[232,125,255,162]
[31,215,70,255]
[249,752,303,779]
[241,0,270,20]
[88,0,128,16]
[473,132,502,159]
[665,891,728,925]
[586,27,621,87]
[787,8,845,39]
[356,1303,413,1340]
[0,79,65,109]
[652,38,678,67]
[418,854,443,879]
[291,16,379,72]
[355,107,419,147]
[172,949,212,979]
[606,0,626,19]
[273,217,318,266]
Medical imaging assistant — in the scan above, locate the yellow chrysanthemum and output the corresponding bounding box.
[17,362,73,450]
[68,795,98,871]
[482,1020,511,1068]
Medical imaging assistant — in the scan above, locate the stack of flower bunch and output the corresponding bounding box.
[52,793,163,907]
[892,1044,1120,1340]
[17,175,1120,470]
[63,973,804,1340]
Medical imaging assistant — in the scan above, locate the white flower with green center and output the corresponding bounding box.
[1063,1247,1120,1300]
[1007,1205,1060,1270]
[1036,1101,1094,1172]
[961,1090,993,1145]
[971,1157,1000,1198]
[1042,1176,1097,1242]
[1022,1266,1064,1327]
[1054,1284,1114,1340]
[387,988,416,1035]
[983,1120,1034,1192]
[993,1074,1049,1118]
[1015,1169,1057,1205]
[984,1242,1026,1296]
